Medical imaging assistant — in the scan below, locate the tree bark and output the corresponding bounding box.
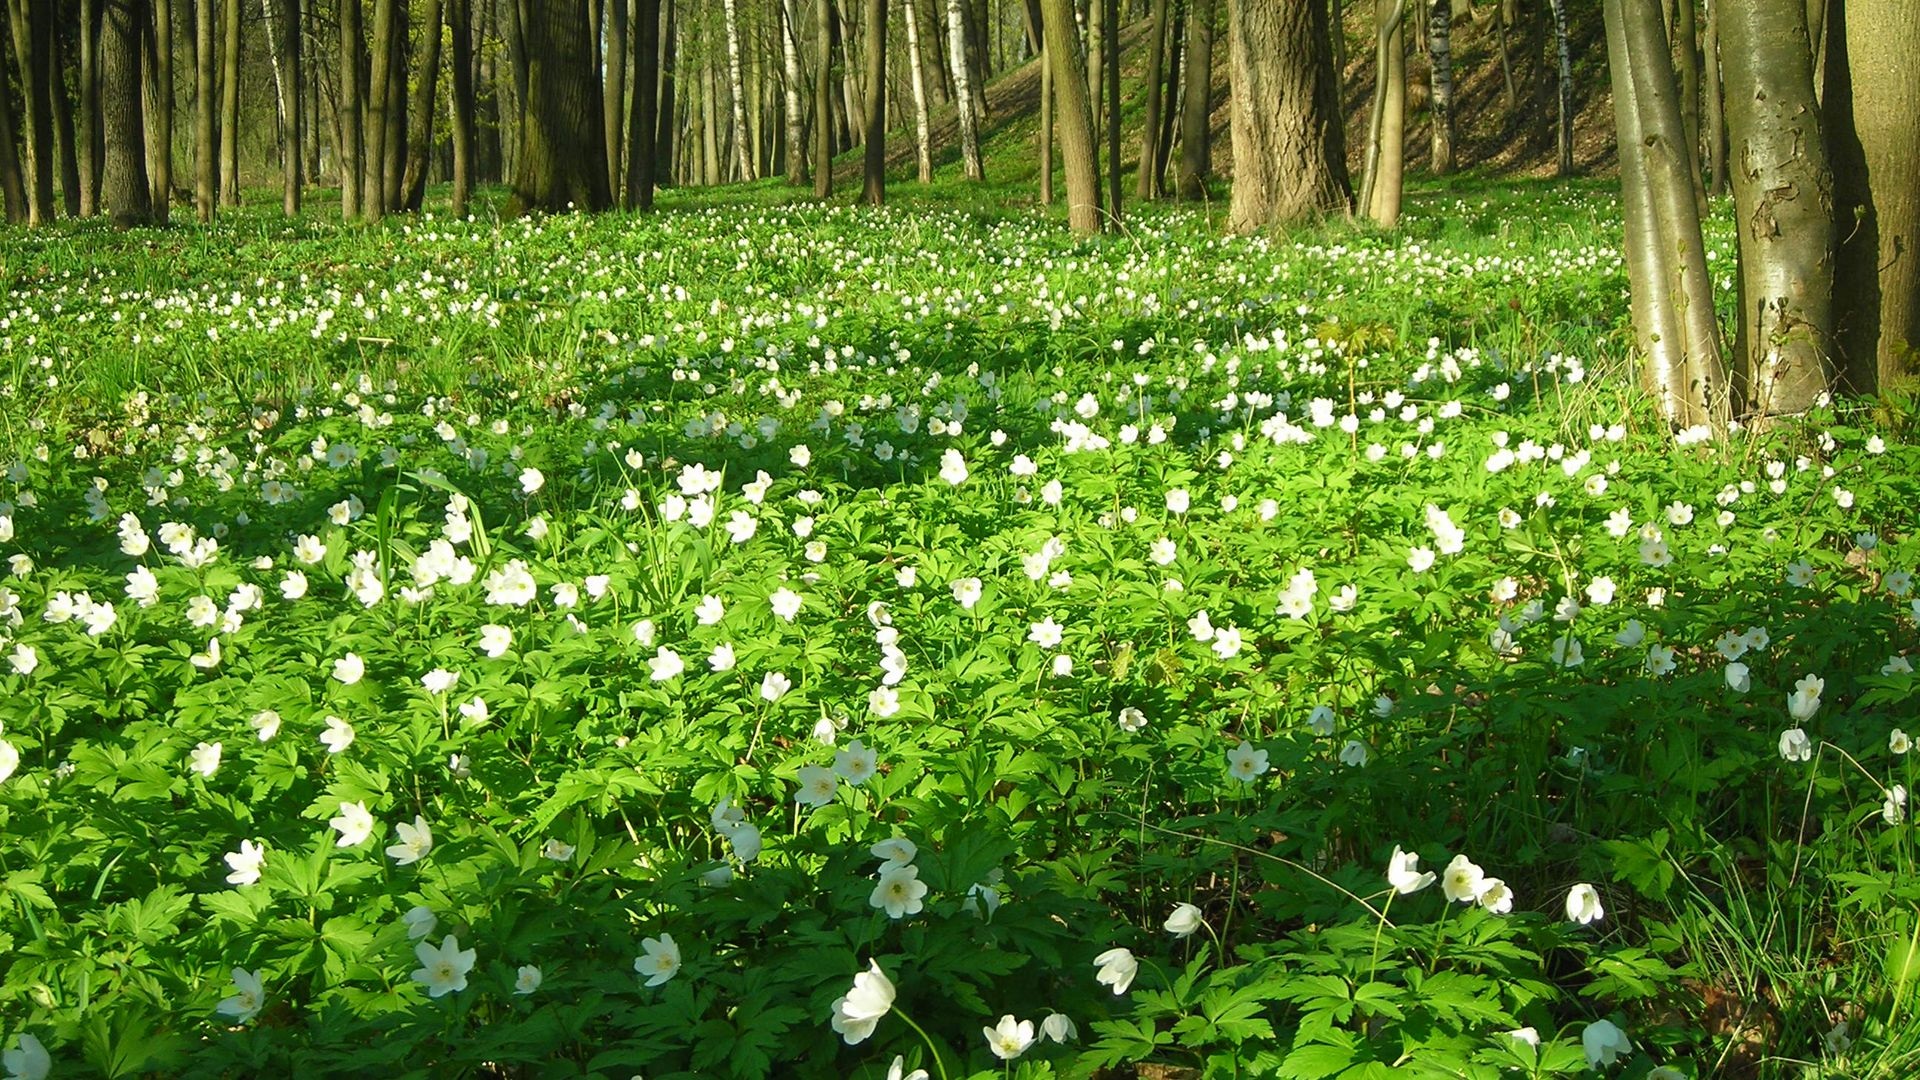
[860,0,885,203]
[337,0,363,218]
[79,0,102,216]
[362,0,396,218]
[101,0,153,226]
[1702,0,1726,194]
[780,0,807,184]
[264,0,304,215]
[1428,0,1453,174]
[139,0,171,222]
[8,0,56,223]
[1134,0,1171,198]
[604,0,626,194]
[721,0,753,180]
[401,0,442,211]
[0,39,25,222]
[1826,0,1919,393]
[1040,0,1098,231]
[1359,0,1406,225]
[511,0,611,211]
[813,0,833,195]
[50,16,79,215]
[1549,0,1572,174]
[903,0,933,182]
[449,0,475,215]
[381,1,407,211]
[1176,0,1213,199]
[196,0,217,219]
[1228,0,1350,231]
[655,0,676,183]
[219,0,240,206]
[1038,27,1052,202]
[1087,0,1103,139]
[626,0,660,206]
[947,0,984,179]
[1718,0,1833,416]
[1674,0,1701,204]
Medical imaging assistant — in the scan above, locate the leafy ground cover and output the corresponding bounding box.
[0,183,1915,1078]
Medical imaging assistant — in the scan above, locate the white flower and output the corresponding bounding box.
[1339,740,1370,767]
[1892,729,1912,755]
[319,714,355,754]
[1226,739,1269,782]
[830,960,896,1045]
[223,839,266,886]
[1441,855,1487,903]
[1164,903,1205,937]
[519,467,544,494]
[1150,538,1177,566]
[1884,785,1908,826]
[1478,878,1514,914]
[1115,707,1148,733]
[1614,619,1646,648]
[2,1035,49,1080]
[1565,883,1605,924]
[385,815,433,865]
[421,668,459,694]
[514,965,543,995]
[216,967,266,1023]
[1165,488,1190,515]
[1028,616,1064,649]
[1040,1013,1078,1044]
[1582,1019,1633,1069]
[636,932,682,986]
[1586,577,1616,605]
[938,448,969,485]
[1387,846,1436,894]
[951,577,983,610]
[793,765,838,808]
[1646,645,1677,676]
[759,670,792,702]
[189,741,222,778]
[1779,727,1814,763]
[332,652,365,685]
[769,587,803,621]
[1094,947,1138,994]
[413,935,477,997]
[1211,626,1244,659]
[870,863,929,919]
[834,739,878,785]
[1788,674,1824,721]
[1726,662,1751,693]
[1408,546,1436,573]
[648,646,684,681]
[329,800,374,847]
[403,905,437,940]
[984,1014,1035,1061]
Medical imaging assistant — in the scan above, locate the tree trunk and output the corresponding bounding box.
[304,0,321,181]
[1040,0,1098,231]
[1359,0,1405,225]
[0,40,25,222]
[449,0,474,215]
[1176,0,1213,199]
[196,0,216,219]
[1428,0,1452,174]
[1105,0,1120,220]
[1548,0,1572,174]
[362,0,396,218]
[79,0,102,216]
[903,0,933,182]
[1228,0,1349,231]
[1605,0,1727,426]
[698,39,717,184]
[1087,0,1103,139]
[219,0,240,206]
[626,0,660,206]
[947,0,984,179]
[1493,0,1515,108]
[1702,0,1726,194]
[50,19,79,215]
[1674,0,1701,204]
[1157,0,1181,189]
[1718,0,1833,416]
[381,2,407,211]
[655,0,676,183]
[8,0,56,223]
[337,0,362,217]
[264,0,304,215]
[721,0,752,180]
[1133,0,1171,199]
[1038,30,1052,202]
[401,0,442,210]
[860,0,885,203]
[101,0,153,226]
[780,0,807,184]
[139,0,171,222]
[511,0,610,211]
[813,0,833,195]
[1826,0,1919,393]
[604,0,626,195]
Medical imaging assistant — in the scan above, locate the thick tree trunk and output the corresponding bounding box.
[1134,0,1171,198]
[381,2,407,211]
[655,0,676,183]
[1040,0,1098,231]
[1428,0,1453,174]
[699,41,718,184]
[139,0,171,222]
[449,0,474,215]
[1228,0,1349,231]
[8,0,56,223]
[1826,0,1919,393]
[219,0,240,205]
[1718,0,1833,416]
[947,0,984,179]
[337,0,362,217]
[1359,0,1406,226]
[903,0,933,182]
[780,0,806,184]
[362,0,395,218]
[0,41,25,222]
[79,0,102,216]
[401,0,442,211]
[860,0,885,203]
[1176,0,1213,199]
[626,0,660,207]
[813,0,833,195]
[1608,0,1684,412]
[721,0,753,180]
[1674,0,1701,205]
[603,0,625,194]
[511,0,611,211]
[101,0,153,226]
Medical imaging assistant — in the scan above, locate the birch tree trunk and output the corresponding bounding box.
[781,0,807,184]
[948,0,984,179]
[1825,0,1919,393]
[813,0,834,194]
[1040,0,1097,231]
[903,0,933,182]
[1718,0,1833,416]
[1549,0,1572,175]
[722,0,754,180]
[1427,0,1453,174]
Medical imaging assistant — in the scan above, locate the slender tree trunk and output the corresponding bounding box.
[1427,0,1452,174]
[402,0,442,210]
[0,61,23,223]
[381,2,406,210]
[1547,0,1572,174]
[603,0,625,194]
[1040,0,1097,231]
[1228,0,1349,231]
[449,0,474,214]
[625,0,658,205]
[699,38,718,183]
[947,0,984,179]
[139,0,172,222]
[1718,0,1833,416]
[80,0,102,215]
[362,0,395,217]
[1360,0,1405,225]
[1826,0,1918,392]
[1087,0,1103,138]
[8,0,56,223]
[903,0,933,182]
[813,0,833,194]
[1176,0,1213,199]
[219,0,240,205]
[1134,0,1171,198]
[337,0,362,217]
[780,0,807,184]
[1104,0,1120,220]
[196,0,216,219]
[304,0,321,181]
[860,0,885,203]
[655,0,676,182]
[51,20,79,215]
[511,0,611,212]
[1702,0,1725,194]
[1038,31,1052,202]
[264,0,304,215]
[720,0,752,180]
[102,0,153,225]
[1674,0,1701,203]
[1493,0,1515,108]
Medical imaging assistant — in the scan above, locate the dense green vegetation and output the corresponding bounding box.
[0,182,1915,1078]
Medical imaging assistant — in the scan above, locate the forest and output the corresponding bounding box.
[1,0,1918,1077]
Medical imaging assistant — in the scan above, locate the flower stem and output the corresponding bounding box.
[893,1009,952,1080]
